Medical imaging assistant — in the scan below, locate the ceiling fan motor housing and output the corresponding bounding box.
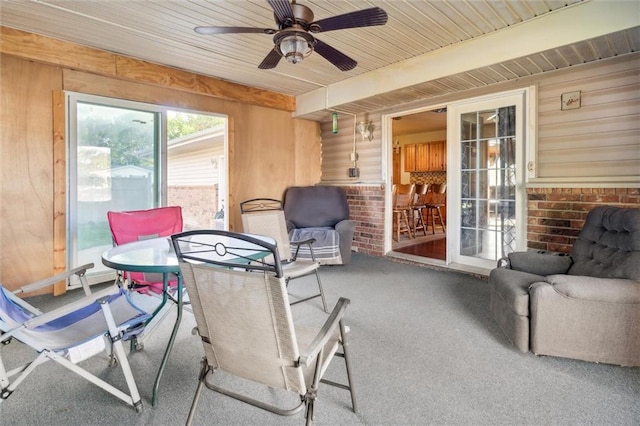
[275,3,314,29]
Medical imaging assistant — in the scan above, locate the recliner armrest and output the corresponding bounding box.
[543,275,640,304]
[504,251,573,276]
[335,219,355,233]
[285,219,296,234]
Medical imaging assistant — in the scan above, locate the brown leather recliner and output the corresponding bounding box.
[489,206,640,366]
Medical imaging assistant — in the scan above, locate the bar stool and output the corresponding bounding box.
[392,183,415,241]
[412,183,429,237]
[423,183,446,234]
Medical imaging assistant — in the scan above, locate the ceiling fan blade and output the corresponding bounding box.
[267,0,295,25]
[311,7,388,33]
[195,26,275,35]
[314,39,357,71]
[258,48,283,69]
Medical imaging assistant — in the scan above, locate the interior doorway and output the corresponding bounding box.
[391,108,448,261]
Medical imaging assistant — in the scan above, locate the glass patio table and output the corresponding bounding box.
[102,236,182,407]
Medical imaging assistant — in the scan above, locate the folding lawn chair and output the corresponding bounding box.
[0,264,149,412]
[171,230,356,425]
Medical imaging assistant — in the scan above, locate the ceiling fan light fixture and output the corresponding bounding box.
[275,29,314,64]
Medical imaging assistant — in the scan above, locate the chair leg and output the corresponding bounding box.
[394,211,400,241]
[402,210,413,239]
[414,208,427,236]
[314,269,328,313]
[428,207,436,234]
[340,320,357,413]
[287,270,328,313]
[436,207,446,232]
[186,358,210,426]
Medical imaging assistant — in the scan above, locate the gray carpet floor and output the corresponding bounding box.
[2,253,639,425]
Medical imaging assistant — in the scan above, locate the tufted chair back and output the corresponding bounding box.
[568,206,640,279]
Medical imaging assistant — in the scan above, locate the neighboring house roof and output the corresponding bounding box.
[168,126,225,156]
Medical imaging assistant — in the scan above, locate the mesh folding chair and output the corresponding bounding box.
[240,198,328,312]
[171,230,357,425]
[107,206,185,349]
[107,206,183,295]
[0,264,149,412]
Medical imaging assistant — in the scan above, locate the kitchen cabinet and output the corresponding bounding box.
[404,143,416,172]
[403,141,446,172]
[416,143,430,171]
[429,141,446,171]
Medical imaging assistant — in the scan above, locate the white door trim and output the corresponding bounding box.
[447,87,533,269]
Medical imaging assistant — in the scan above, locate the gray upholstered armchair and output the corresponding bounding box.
[283,185,355,265]
[489,206,640,366]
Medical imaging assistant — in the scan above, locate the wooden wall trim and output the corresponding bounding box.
[0,27,116,75]
[0,26,295,112]
[52,90,66,295]
[115,57,294,111]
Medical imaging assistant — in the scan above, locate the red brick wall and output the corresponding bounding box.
[527,187,640,253]
[337,185,640,259]
[344,185,386,256]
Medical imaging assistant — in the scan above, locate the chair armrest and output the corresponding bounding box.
[290,237,316,260]
[13,263,95,296]
[335,219,355,233]
[290,237,316,247]
[504,251,573,276]
[23,285,121,329]
[298,297,350,367]
[542,275,640,303]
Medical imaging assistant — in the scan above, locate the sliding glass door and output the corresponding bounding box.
[67,94,229,285]
[68,94,162,283]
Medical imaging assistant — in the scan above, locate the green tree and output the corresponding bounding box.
[77,104,155,168]
[167,112,224,140]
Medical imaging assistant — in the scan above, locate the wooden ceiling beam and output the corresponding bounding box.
[0,26,295,112]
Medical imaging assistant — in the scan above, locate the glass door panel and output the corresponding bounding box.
[69,97,160,282]
[460,107,516,260]
[448,90,527,270]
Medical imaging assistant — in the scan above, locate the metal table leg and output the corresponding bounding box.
[151,273,183,407]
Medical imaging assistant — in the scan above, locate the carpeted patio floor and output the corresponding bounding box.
[2,253,639,425]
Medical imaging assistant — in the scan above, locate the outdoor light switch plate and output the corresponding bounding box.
[561,91,581,110]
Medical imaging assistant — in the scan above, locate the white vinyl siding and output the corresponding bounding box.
[536,54,640,179]
[320,111,383,183]
[167,146,223,186]
[318,54,639,185]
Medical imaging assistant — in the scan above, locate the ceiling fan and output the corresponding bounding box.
[194,0,388,71]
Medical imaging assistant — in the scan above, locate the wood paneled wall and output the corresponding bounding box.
[1,57,61,292]
[0,31,320,292]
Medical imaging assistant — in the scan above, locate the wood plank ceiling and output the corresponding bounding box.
[1,0,638,120]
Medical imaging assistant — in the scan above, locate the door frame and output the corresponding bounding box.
[66,93,230,287]
[447,87,535,270]
[383,103,448,261]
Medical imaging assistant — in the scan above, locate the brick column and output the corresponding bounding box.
[344,185,385,256]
